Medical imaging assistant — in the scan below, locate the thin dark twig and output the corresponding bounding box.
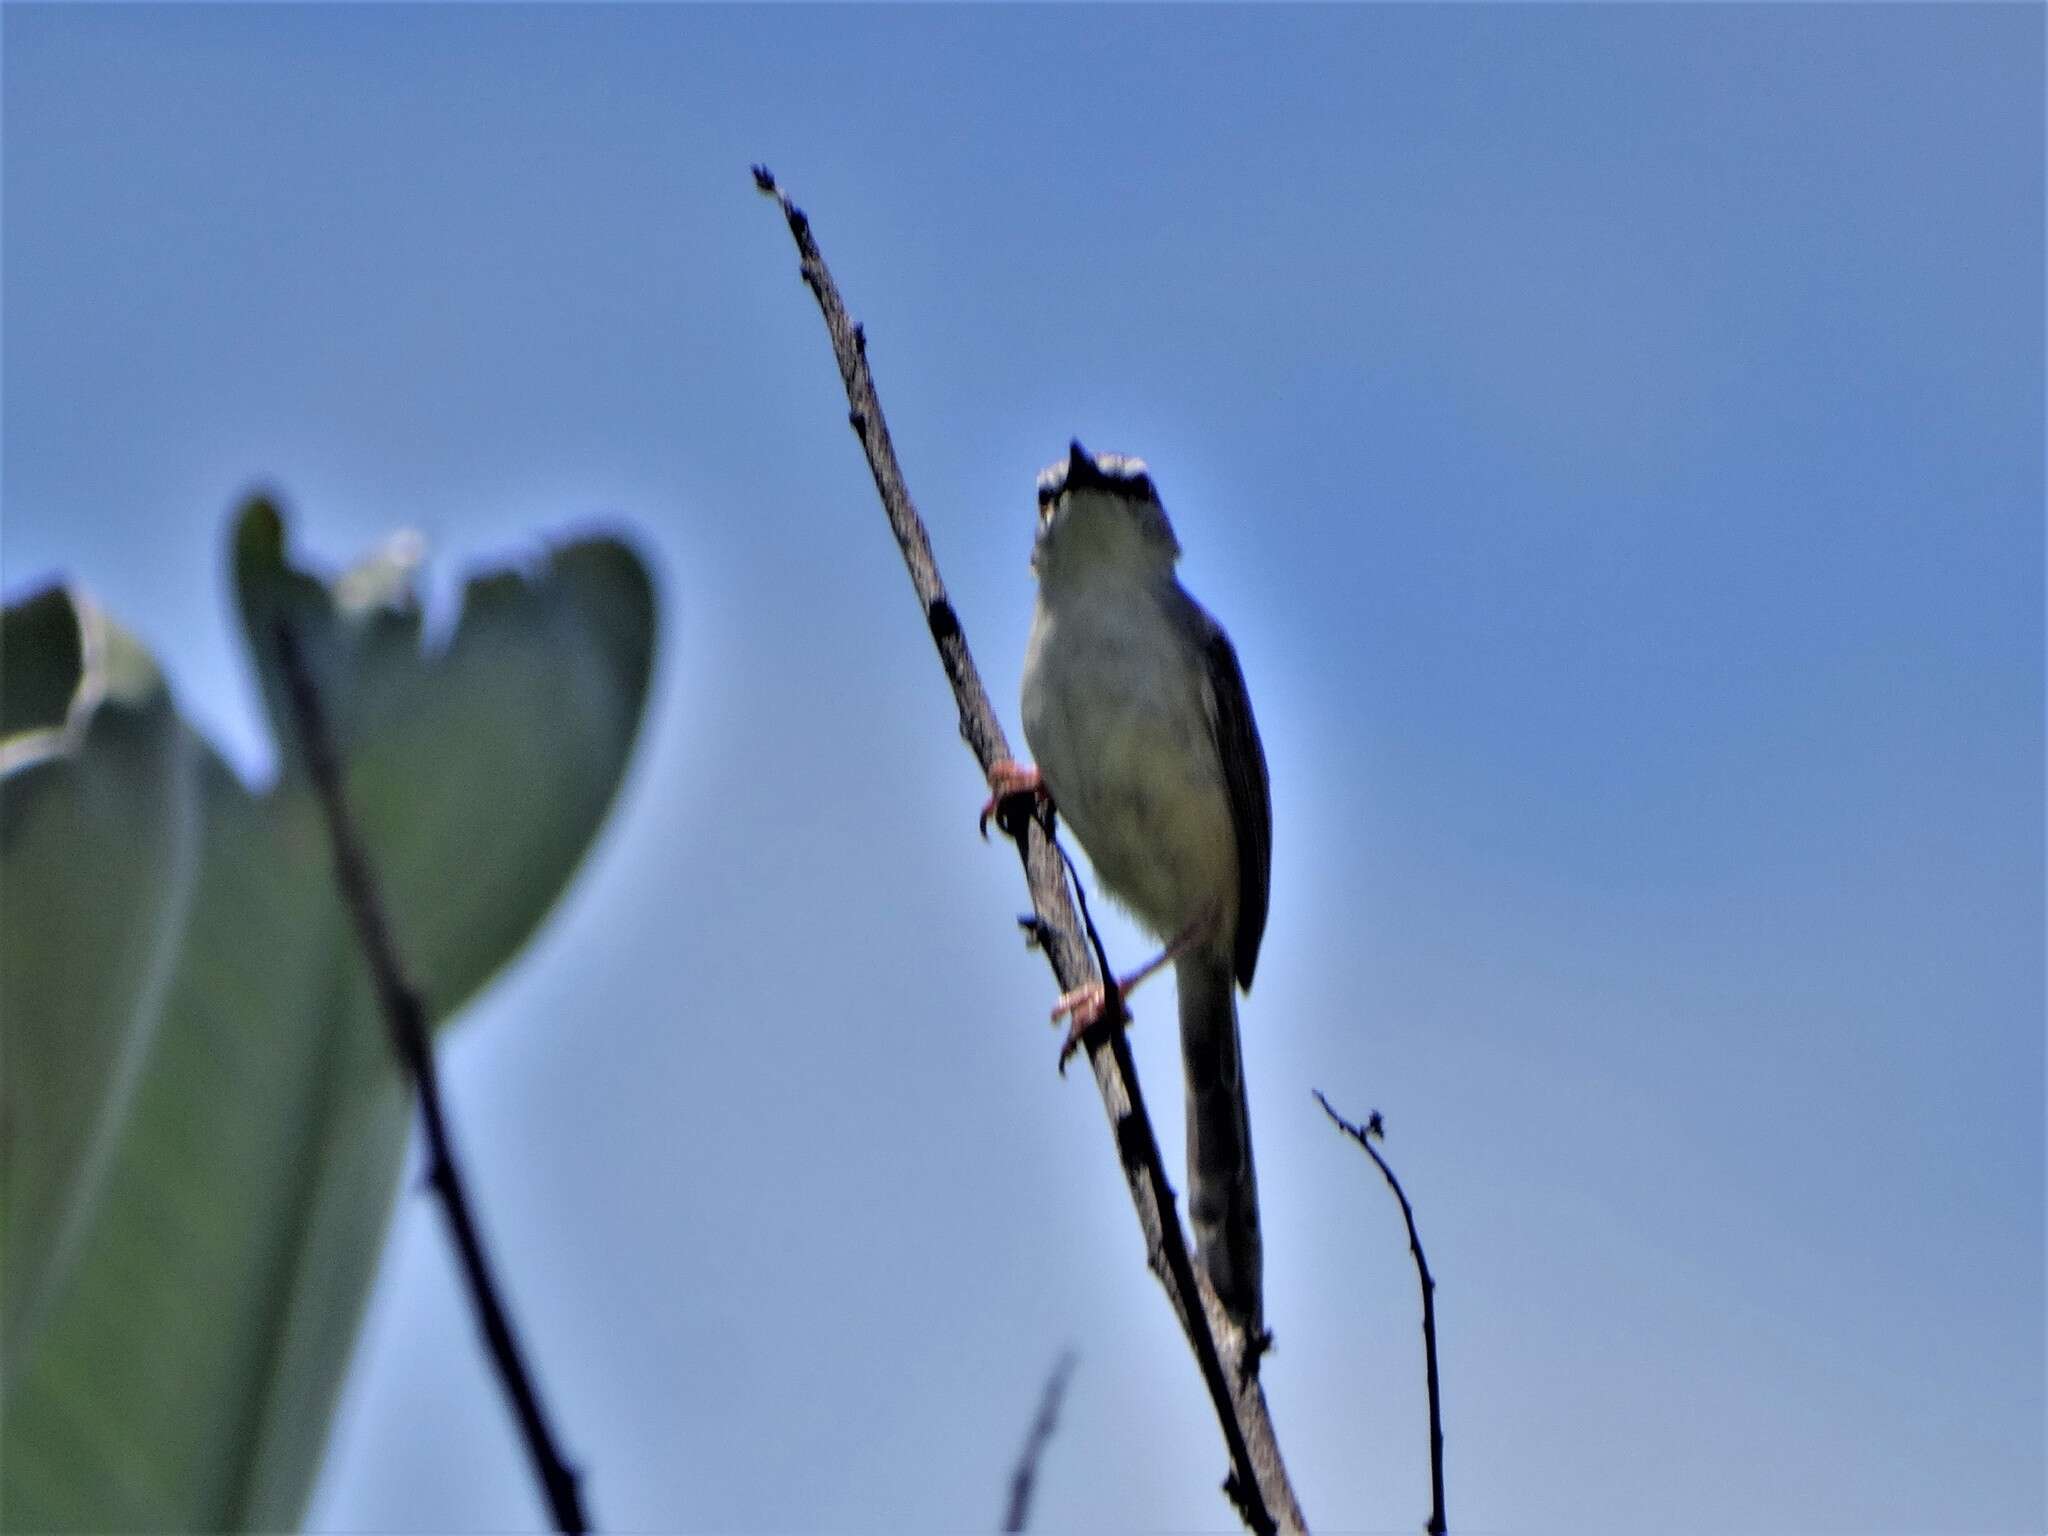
[1056,838,1115,992]
[1051,834,1129,1075]
[273,621,590,1535]
[1002,1350,1078,1532]
[1314,1090,1445,1536]
[752,164,1304,1534]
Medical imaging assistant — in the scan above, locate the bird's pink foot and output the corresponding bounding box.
[1053,980,1125,1071]
[979,759,1049,839]
[1052,980,1108,1028]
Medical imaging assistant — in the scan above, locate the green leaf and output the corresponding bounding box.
[1,499,657,1530]
[1,588,204,1383]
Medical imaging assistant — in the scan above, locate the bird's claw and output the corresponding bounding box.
[1053,980,1123,1073]
[978,759,1048,839]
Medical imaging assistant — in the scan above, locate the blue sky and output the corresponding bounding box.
[5,5,2042,1532]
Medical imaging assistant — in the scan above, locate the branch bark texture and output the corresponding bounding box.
[753,164,1306,1534]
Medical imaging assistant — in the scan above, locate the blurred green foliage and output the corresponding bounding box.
[1,499,656,1529]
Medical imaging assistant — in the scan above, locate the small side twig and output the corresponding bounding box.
[754,164,1305,1534]
[1002,1350,1078,1532]
[1050,835,1127,1074]
[1314,1090,1444,1536]
[273,621,589,1535]
[1055,839,1117,996]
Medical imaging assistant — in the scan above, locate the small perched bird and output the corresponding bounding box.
[989,441,1272,1335]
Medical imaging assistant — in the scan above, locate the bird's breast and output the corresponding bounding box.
[1021,585,1238,941]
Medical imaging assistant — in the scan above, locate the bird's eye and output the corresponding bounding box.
[1037,498,1057,526]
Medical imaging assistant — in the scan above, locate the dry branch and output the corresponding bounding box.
[274,621,590,1534]
[1314,1091,1444,1536]
[1002,1350,1077,1532]
[753,164,1306,1534]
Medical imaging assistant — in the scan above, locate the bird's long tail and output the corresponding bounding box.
[1177,948,1263,1336]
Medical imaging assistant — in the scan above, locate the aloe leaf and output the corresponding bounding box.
[1,588,203,1383]
[1,499,656,1530]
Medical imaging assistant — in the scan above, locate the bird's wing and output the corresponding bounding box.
[1201,620,1272,990]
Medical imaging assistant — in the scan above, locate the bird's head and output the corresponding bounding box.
[1031,440,1181,586]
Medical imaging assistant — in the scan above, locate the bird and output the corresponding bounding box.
[987,440,1272,1336]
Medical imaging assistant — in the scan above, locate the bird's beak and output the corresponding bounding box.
[1067,440,1092,482]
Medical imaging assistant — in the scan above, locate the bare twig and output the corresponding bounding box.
[1002,1350,1078,1532]
[752,164,1306,1534]
[1313,1091,1444,1536]
[273,620,590,1535]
